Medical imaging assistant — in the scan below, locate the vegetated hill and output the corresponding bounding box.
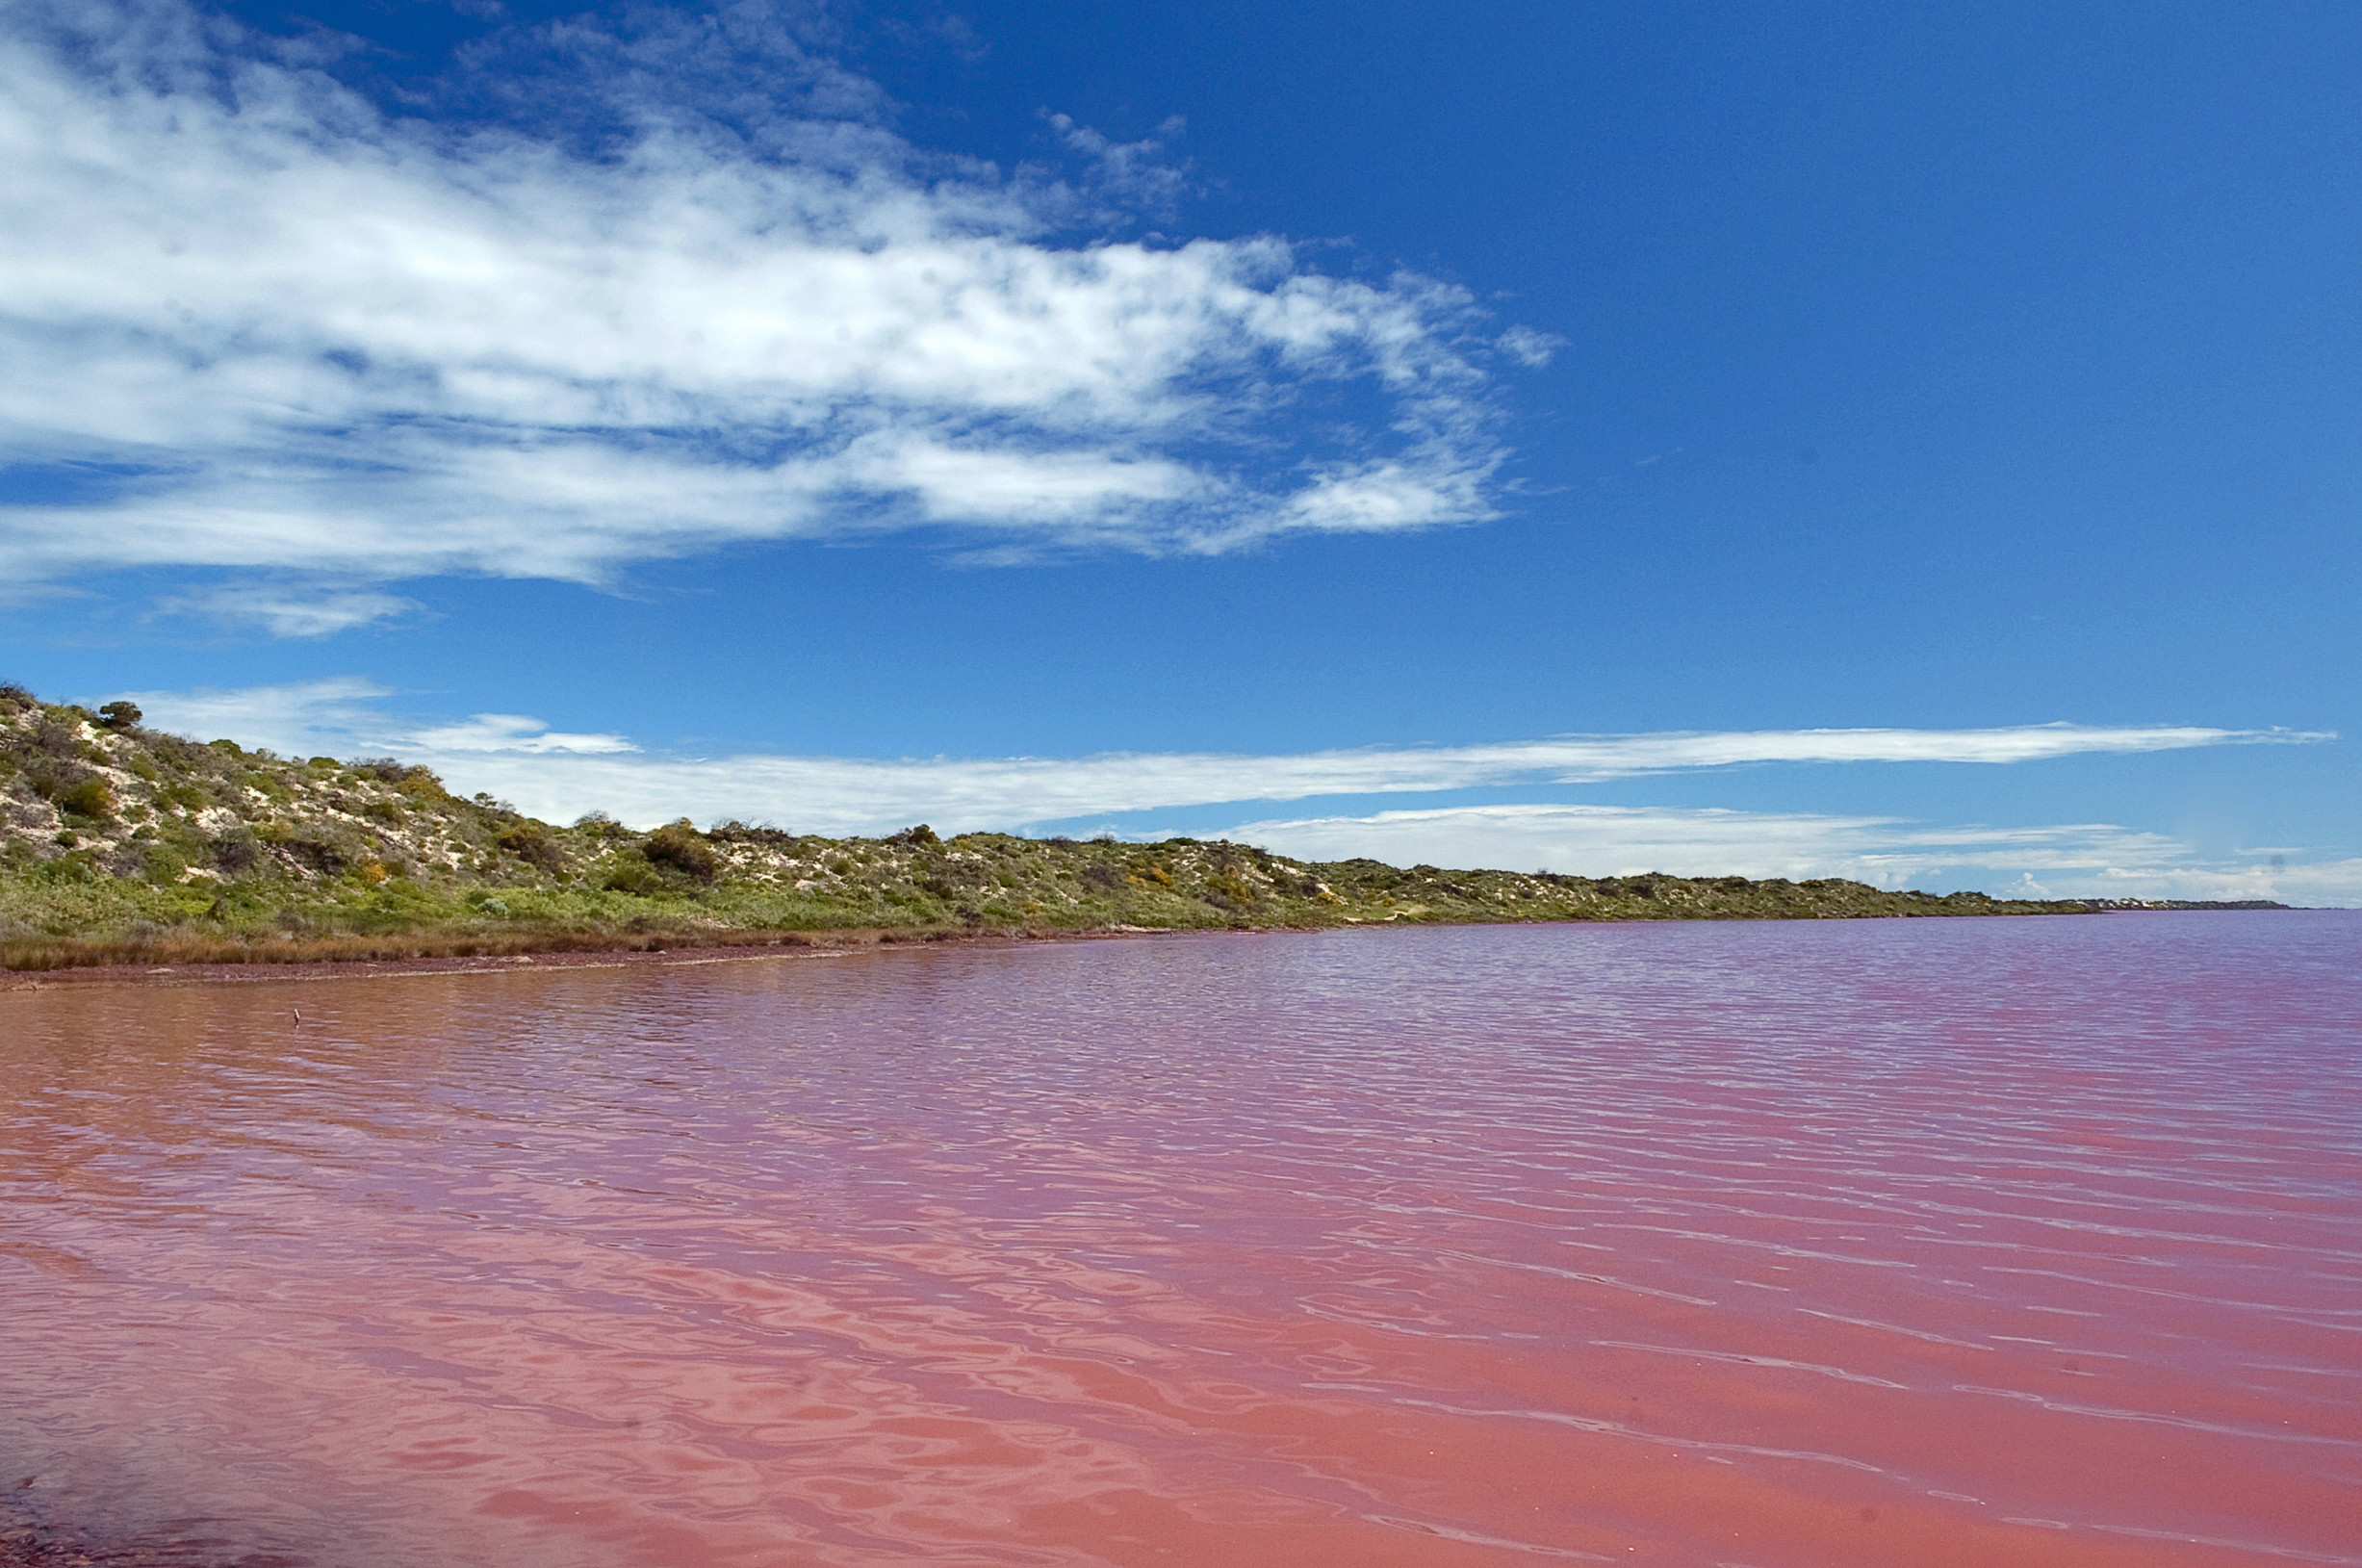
[0,683,2200,972]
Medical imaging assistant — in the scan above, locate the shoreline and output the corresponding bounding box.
[0,921,1189,991]
[0,689,2307,994]
[1,906,2312,993]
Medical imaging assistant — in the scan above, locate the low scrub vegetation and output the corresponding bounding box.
[0,681,2121,973]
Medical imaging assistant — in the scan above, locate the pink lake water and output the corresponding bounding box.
[1,913,2358,1567]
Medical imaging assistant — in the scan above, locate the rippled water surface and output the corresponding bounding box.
[3,913,2358,1567]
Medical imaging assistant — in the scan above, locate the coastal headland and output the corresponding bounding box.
[0,686,2278,975]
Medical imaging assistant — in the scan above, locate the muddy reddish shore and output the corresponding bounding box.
[0,923,1190,992]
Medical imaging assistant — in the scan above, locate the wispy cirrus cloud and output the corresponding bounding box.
[152,583,424,638]
[0,0,1533,624]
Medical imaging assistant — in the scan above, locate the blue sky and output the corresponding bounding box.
[3,0,2355,900]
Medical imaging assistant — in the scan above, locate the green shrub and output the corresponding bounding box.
[573,810,629,841]
[642,820,719,882]
[1205,869,1259,908]
[602,859,669,896]
[708,820,796,845]
[210,829,266,875]
[97,701,141,730]
[56,777,116,821]
[284,828,363,877]
[495,822,568,873]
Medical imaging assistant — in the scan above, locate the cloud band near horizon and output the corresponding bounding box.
[1220,803,2362,905]
[86,678,2351,902]
[106,677,2329,833]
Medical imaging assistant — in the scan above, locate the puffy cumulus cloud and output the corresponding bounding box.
[0,0,1518,617]
[1214,804,2362,907]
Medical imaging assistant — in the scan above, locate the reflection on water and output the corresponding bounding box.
[2,914,2358,1567]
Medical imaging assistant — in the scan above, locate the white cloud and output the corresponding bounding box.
[1216,802,2169,881]
[400,714,638,756]
[107,676,398,755]
[1213,804,2362,907]
[113,679,635,761]
[96,678,2350,901]
[101,675,2327,825]
[0,0,1526,618]
[1043,111,1195,217]
[154,583,424,637]
[424,718,2294,823]
[1495,325,1564,368]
